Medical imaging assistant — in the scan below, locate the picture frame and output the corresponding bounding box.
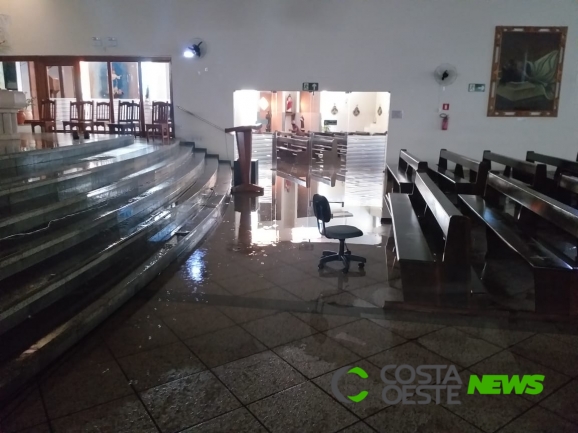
[487,26,567,117]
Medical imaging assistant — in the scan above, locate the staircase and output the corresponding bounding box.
[0,136,231,403]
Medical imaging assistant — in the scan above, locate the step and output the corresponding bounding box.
[0,135,134,171]
[0,142,180,216]
[0,144,192,239]
[0,160,231,404]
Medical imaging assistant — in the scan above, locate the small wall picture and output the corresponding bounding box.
[488,26,567,117]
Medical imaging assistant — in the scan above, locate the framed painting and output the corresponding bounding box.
[487,26,567,117]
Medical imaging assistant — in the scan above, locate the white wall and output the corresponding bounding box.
[2,0,578,163]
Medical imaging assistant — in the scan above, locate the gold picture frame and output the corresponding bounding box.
[488,26,567,117]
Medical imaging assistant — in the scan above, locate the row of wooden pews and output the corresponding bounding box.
[385,148,578,315]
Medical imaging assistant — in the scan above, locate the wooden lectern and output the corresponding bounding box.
[225,124,264,195]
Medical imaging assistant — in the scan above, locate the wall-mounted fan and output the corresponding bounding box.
[184,38,205,59]
[434,64,458,86]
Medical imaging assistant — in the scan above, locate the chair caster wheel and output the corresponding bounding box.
[318,264,324,269]
[345,251,351,255]
[358,263,365,269]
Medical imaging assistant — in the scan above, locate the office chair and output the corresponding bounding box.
[312,194,367,273]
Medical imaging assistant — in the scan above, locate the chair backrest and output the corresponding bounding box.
[40,99,56,121]
[118,100,140,123]
[312,194,332,236]
[69,101,93,121]
[152,101,170,123]
[95,102,111,122]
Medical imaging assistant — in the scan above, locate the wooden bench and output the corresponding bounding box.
[483,151,547,192]
[433,149,489,196]
[526,151,578,200]
[387,172,471,304]
[273,132,312,186]
[459,172,578,315]
[386,149,428,194]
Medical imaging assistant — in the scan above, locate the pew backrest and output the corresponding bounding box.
[414,172,471,264]
[399,149,428,173]
[526,151,578,178]
[483,150,547,189]
[487,172,578,239]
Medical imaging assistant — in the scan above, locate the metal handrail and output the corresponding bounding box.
[176,105,226,133]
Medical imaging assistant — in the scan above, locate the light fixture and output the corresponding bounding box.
[183,39,204,59]
[259,96,269,111]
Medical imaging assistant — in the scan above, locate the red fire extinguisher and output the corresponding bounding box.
[440,113,449,131]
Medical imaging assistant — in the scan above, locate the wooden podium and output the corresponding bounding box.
[225,124,264,195]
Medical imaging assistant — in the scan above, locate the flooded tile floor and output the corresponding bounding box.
[2,199,578,433]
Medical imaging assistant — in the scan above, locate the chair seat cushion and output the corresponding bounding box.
[324,225,363,239]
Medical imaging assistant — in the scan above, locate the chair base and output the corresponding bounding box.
[232,183,264,195]
[318,239,366,273]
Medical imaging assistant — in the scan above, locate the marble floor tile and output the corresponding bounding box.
[417,327,502,368]
[365,405,482,433]
[274,333,361,378]
[104,316,179,358]
[215,273,275,295]
[182,408,267,432]
[204,260,255,281]
[242,312,315,348]
[41,360,133,419]
[442,370,532,433]
[370,318,444,339]
[212,351,305,404]
[163,306,235,340]
[543,332,578,349]
[261,264,311,286]
[140,370,240,433]
[349,284,403,307]
[510,333,578,377]
[117,342,206,392]
[540,379,578,425]
[455,326,535,348]
[313,360,389,419]
[326,319,406,357]
[470,350,570,402]
[499,406,577,433]
[185,325,266,368]
[249,381,359,433]
[0,383,47,433]
[338,422,377,433]
[279,276,342,301]
[292,311,361,332]
[51,396,157,433]
[11,424,51,433]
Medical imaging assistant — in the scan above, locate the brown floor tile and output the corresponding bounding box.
[212,350,305,404]
[51,395,157,433]
[274,333,361,378]
[249,381,359,433]
[41,360,133,419]
[0,384,47,433]
[292,311,361,332]
[163,306,235,340]
[140,370,240,433]
[442,370,532,432]
[365,405,482,433]
[12,424,51,433]
[182,408,267,432]
[117,342,205,392]
[216,273,275,295]
[242,312,315,348]
[417,327,502,368]
[499,406,577,433]
[540,379,578,425]
[470,350,570,402]
[349,284,403,307]
[326,319,406,357]
[205,261,254,281]
[370,318,444,339]
[510,333,578,376]
[321,291,377,309]
[279,276,343,301]
[104,317,179,358]
[185,325,266,368]
[339,422,376,433]
[261,264,311,286]
[313,360,389,419]
[455,326,535,348]
[544,332,578,349]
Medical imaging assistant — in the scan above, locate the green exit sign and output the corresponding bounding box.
[302,82,319,92]
[468,83,486,92]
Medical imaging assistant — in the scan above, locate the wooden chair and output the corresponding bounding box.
[108,100,140,136]
[24,99,56,133]
[62,101,94,132]
[92,102,112,132]
[145,101,171,142]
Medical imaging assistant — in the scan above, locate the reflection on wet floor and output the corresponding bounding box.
[3,143,578,433]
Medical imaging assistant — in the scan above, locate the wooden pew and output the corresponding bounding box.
[386,149,428,194]
[526,151,578,200]
[433,149,489,196]
[459,172,578,315]
[483,151,547,192]
[273,132,312,186]
[387,172,471,304]
[310,133,347,186]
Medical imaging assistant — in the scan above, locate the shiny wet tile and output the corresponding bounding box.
[510,333,578,376]
[0,384,47,433]
[242,312,315,348]
[182,408,267,432]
